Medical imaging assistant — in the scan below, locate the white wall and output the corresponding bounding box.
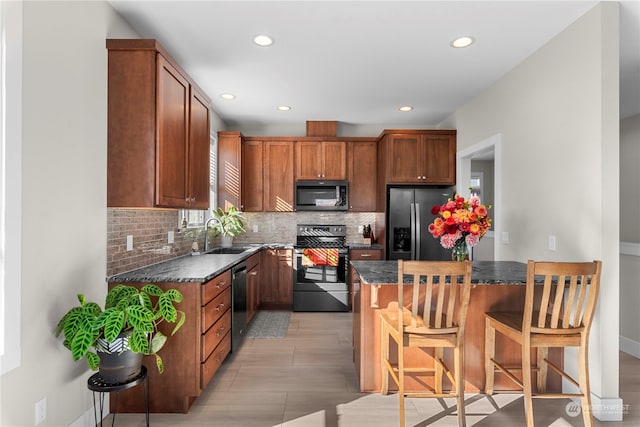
[0,2,139,426]
[439,2,621,419]
[619,114,640,355]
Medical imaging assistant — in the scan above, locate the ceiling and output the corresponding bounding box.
[108,1,640,131]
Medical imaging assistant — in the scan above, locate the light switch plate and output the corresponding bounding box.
[126,235,133,251]
[548,235,557,251]
[501,231,509,244]
[168,230,174,244]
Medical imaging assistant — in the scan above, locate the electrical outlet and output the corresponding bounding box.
[501,231,509,244]
[253,224,259,233]
[126,235,133,251]
[358,225,364,233]
[35,397,47,425]
[168,230,174,244]
[548,235,557,251]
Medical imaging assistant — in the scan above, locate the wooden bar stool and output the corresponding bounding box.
[484,260,602,427]
[380,260,472,427]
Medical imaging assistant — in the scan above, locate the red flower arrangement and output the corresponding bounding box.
[428,195,491,259]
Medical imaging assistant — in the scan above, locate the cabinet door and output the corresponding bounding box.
[188,88,211,209]
[218,131,242,210]
[386,134,422,183]
[264,141,294,211]
[295,141,323,180]
[322,141,347,180]
[277,249,293,305]
[259,249,279,304]
[156,54,190,208]
[247,264,259,322]
[421,134,456,184]
[348,141,377,211]
[242,140,264,212]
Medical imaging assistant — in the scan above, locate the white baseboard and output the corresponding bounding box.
[68,396,109,427]
[620,335,640,359]
[590,394,626,421]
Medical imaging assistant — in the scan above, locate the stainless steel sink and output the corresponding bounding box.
[206,247,249,255]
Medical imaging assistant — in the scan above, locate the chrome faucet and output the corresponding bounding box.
[204,216,221,253]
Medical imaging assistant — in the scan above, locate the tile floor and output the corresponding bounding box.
[113,312,639,426]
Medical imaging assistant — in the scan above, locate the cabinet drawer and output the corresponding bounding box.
[202,287,231,333]
[202,270,231,305]
[201,332,231,389]
[201,309,231,361]
[350,249,382,260]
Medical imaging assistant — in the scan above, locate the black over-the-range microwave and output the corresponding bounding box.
[294,180,348,211]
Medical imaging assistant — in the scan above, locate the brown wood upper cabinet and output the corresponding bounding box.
[264,141,294,212]
[381,130,456,185]
[242,140,264,212]
[347,140,377,211]
[295,141,347,180]
[107,39,211,209]
[217,131,242,210]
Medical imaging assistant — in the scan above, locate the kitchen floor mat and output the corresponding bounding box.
[245,310,291,338]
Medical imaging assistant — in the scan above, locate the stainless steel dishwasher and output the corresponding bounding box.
[231,262,247,353]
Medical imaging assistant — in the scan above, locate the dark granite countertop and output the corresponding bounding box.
[108,243,294,284]
[348,243,384,250]
[350,260,528,285]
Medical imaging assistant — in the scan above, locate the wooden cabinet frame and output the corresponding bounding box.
[107,39,211,209]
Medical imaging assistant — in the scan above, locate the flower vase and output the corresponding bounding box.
[452,241,468,262]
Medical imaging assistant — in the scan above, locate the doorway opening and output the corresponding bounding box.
[457,134,502,261]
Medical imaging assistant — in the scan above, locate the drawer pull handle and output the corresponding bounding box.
[216,326,225,336]
[216,303,225,312]
[250,271,258,276]
[216,281,226,289]
[360,254,372,257]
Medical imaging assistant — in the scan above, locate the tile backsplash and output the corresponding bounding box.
[107,208,384,276]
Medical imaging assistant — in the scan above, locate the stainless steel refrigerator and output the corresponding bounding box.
[386,186,456,260]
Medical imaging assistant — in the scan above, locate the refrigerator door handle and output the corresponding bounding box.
[410,202,416,259]
[415,203,421,260]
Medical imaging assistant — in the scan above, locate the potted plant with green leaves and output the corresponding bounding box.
[208,206,246,247]
[55,284,185,384]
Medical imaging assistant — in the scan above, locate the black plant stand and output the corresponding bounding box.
[87,365,149,427]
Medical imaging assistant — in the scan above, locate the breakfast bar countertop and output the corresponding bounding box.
[350,260,528,285]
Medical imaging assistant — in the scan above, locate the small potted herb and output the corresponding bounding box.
[208,206,246,247]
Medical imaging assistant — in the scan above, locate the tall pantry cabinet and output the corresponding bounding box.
[107,39,211,209]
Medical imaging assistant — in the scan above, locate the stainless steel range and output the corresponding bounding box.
[293,225,349,312]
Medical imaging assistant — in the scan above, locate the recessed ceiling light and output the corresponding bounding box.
[220,93,236,100]
[253,34,274,47]
[399,106,413,112]
[277,105,291,111]
[451,36,474,48]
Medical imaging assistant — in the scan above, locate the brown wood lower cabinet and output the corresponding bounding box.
[246,252,260,322]
[109,270,232,413]
[259,248,293,309]
[349,248,383,261]
[351,269,562,394]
